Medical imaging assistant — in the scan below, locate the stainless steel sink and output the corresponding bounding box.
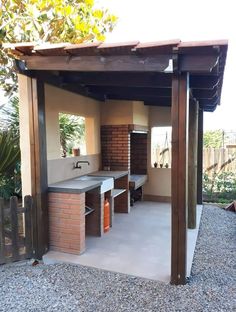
[74,175,114,194]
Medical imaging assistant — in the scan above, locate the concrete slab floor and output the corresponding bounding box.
[43,202,202,283]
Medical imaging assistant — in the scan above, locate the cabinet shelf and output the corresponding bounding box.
[111,188,126,198]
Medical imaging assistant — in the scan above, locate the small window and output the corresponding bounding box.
[151,127,172,168]
[59,113,86,157]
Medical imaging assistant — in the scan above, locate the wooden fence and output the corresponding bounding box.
[203,147,236,174]
[0,196,33,265]
[152,147,236,172]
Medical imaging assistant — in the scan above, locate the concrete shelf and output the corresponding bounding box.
[111,189,126,198]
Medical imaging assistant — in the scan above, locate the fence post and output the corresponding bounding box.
[24,196,33,258]
[10,196,19,262]
[0,198,5,264]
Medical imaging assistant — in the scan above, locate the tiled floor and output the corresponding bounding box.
[44,202,202,283]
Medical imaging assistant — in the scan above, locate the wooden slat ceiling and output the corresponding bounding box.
[4,39,228,112]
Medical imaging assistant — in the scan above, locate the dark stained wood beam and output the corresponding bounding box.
[17,61,221,92]
[62,72,172,88]
[22,54,220,74]
[199,97,219,111]
[62,72,220,90]
[192,88,218,99]
[87,86,171,98]
[197,109,204,204]
[171,72,189,285]
[144,98,171,106]
[188,100,199,229]
[22,55,171,72]
[106,94,171,105]
[190,76,219,89]
[29,71,104,101]
[180,55,219,73]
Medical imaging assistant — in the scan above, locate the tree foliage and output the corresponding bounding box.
[203,130,224,148]
[59,113,85,157]
[0,0,117,95]
[0,0,117,198]
[0,96,19,136]
[0,130,21,199]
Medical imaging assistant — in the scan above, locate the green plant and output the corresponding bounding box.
[0,0,117,96]
[0,0,117,196]
[0,130,21,199]
[203,130,227,148]
[59,113,85,157]
[203,171,236,203]
[0,96,19,135]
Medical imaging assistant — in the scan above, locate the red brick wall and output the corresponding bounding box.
[130,133,148,174]
[48,192,85,255]
[101,125,130,171]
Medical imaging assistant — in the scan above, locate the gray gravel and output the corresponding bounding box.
[0,205,235,312]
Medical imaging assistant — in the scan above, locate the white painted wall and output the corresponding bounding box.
[47,154,100,184]
[18,75,34,197]
[132,101,149,126]
[143,106,172,198]
[101,100,149,126]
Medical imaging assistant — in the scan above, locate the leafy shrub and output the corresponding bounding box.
[203,171,236,203]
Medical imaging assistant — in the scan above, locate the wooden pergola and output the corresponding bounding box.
[5,39,228,285]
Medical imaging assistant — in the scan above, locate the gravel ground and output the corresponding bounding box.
[0,205,235,312]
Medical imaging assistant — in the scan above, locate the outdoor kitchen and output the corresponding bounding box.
[10,39,227,284]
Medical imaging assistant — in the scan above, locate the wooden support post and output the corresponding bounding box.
[197,109,204,204]
[188,100,199,229]
[31,79,49,258]
[18,75,48,259]
[0,198,5,264]
[171,72,189,285]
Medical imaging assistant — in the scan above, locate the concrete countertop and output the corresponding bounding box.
[48,179,102,194]
[129,174,148,190]
[88,170,129,180]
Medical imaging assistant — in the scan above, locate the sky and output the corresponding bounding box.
[97,0,236,131]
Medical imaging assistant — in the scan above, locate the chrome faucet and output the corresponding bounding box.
[74,160,90,169]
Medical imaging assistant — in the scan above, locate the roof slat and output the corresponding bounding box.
[135,39,180,54]
[3,38,228,112]
[34,43,70,56]
[3,42,35,56]
[179,39,228,48]
[97,41,139,55]
[64,42,102,56]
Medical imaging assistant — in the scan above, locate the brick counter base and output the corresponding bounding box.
[48,192,85,255]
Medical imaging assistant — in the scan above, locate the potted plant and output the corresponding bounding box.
[72,147,80,157]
